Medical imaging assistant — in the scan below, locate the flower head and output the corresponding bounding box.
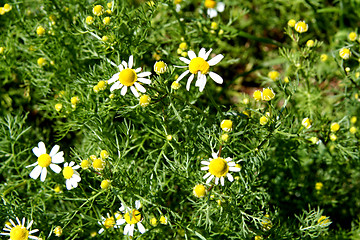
[0,217,39,240]
[339,48,351,60]
[86,16,94,24]
[54,226,62,237]
[306,40,314,47]
[193,184,206,198]
[287,19,296,27]
[118,200,146,237]
[294,21,308,33]
[154,61,168,74]
[330,122,340,132]
[268,71,279,81]
[315,182,323,191]
[55,103,62,112]
[139,95,151,107]
[220,119,233,132]
[253,90,262,101]
[26,142,64,182]
[348,32,357,41]
[101,179,111,189]
[98,212,123,234]
[302,118,312,129]
[260,115,269,126]
[201,152,240,186]
[93,5,104,16]
[108,55,152,97]
[92,158,106,171]
[36,26,45,36]
[317,216,330,225]
[176,48,224,92]
[262,88,275,101]
[320,54,328,62]
[204,0,225,18]
[62,161,81,190]
[37,57,46,67]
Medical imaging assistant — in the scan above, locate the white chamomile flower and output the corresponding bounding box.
[108,55,152,98]
[118,200,146,237]
[204,0,225,18]
[62,161,81,190]
[201,152,240,186]
[0,217,39,240]
[98,212,123,234]
[26,141,64,182]
[176,48,224,92]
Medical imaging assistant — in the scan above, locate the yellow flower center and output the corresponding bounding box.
[208,157,229,178]
[93,5,104,16]
[10,225,29,240]
[193,184,206,198]
[189,57,209,74]
[124,209,142,225]
[63,166,74,179]
[119,69,137,86]
[92,158,105,171]
[204,0,216,9]
[104,217,115,229]
[37,153,52,167]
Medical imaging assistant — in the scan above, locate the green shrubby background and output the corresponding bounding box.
[1,0,360,239]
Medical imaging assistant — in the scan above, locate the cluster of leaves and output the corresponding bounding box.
[2,0,360,239]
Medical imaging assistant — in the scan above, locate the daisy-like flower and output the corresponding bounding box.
[176,48,224,92]
[204,0,225,19]
[201,152,240,186]
[294,20,308,33]
[62,161,81,190]
[98,212,123,234]
[118,200,146,237]
[108,55,152,97]
[0,217,39,240]
[26,142,64,182]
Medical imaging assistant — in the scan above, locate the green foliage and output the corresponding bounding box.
[1,0,360,239]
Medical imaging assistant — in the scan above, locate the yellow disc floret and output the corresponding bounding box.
[349,32,357,41]
[119,68,137,86]
[262,88,275,101]
[93,158,105,171]
[294,21,308,33]
[287,19,296,27]
[81,159,90,169]
[63,166,74,179]
[93,5,104,16]
[139,95,151,107]
[101,179,111,189]
[330,122,340,132]
[208,157,229,178]
[220,120,233,132]
[10,225,29,240]
[38,153,52,167]
[104,217,115,228]
[204,0,216,9]
[124,209,142,224]
[36,26,46,36]
[253,90,262,101]
[189,57,209,74]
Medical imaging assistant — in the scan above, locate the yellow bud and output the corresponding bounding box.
[103,16,110,25]
[101,179,111,189]
[287,19,296,27]
[55,103,63,112]
[86,16,94,24]
[36,26,46,36]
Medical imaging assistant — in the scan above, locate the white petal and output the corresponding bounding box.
[122,60,127,69]
[176,70,190,82]
[50,164,61,173]
[215,177,219,185]
[209,72,223,84]
[66,179,72,190]
[118,64,124,72]
[40,167,47,182]
[73,165,80,170]
[52,152,64,163]
[137,78,151,84]
[227,173,234,182]
[29,166,42,180]
[69,161,75,167]
[129,224,135,236]
[29,229,39,235]
[9,219,16,227]
[135,67,142,73]
[206,174,214,184]
[229,167,241,172]
[201,166,209,171]
[201,161,210,165]
[137,222,146,233]
[198,75,207,92]
[134,82,146,93]
[207,8,218,18]
[228,162,236,167]
[211,152,218,159]
[130,86,140,97]
[204,48,213,60]
[32,147,42,157]
[188,50,196,60]
[71,180,78,189]
[137,72,151,78]
[220,176,225,186]
[186,74,195,91]
[179,57,191,64]
[72,173,81,182]
[26,162,38,168]
[27,220,34,229]
[110,81,122,92]
[225,157,233,162]
[198,48,206,59]
[119,204,125,212]
[217,2,225,12]
[135,200,141,209]
[38,142,46,154]
[118,219,126,225]
[121,86,128,96]
[124,224,130,235]
[203,172,211,179]
[207,54,224,66]
[63,162,69,167]
[21,217,25,226]
[108,72,120,84]
[128,55,134,69]
[98,228,104,234]
[49,145,60,157]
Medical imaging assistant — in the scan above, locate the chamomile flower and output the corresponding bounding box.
[176,48,224,92]
[204,0,225,19]
[62,161,81,190]
[201,152,240,186]
[26,142,64,182]
[0,217,39,240]
[98,213,123,234]
[108,55,152,97]
[118,200,146,237]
